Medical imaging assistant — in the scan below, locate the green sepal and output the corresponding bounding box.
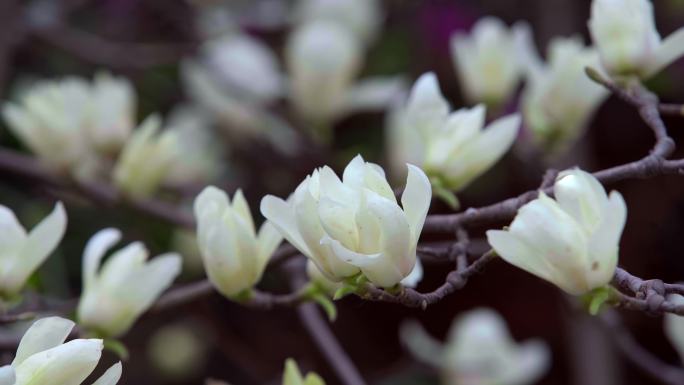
[581,286,616,315]
[104,338,129,360]
[302,283,338,321]
[430,177,460,210]
[332,273,369,300]
[230,288,254,303]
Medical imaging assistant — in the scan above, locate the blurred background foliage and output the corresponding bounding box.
[1,0,684,384]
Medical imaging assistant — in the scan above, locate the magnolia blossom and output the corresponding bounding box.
[401,308,549,385]
[261,155,431,288]
[194,187,283,298]
[388,73,519,191]
[450,18,531,106]
[520,37,608,154]
[0,202,66,298]
[0,316,121,385]
[282,359,325,385]
[292,0,382,44]
[487,169,627,295]
[112,115,178,198]
[2,73,135,178]
[77,228,182,337]
[164,106,223,186]
[182,35,299,154]
[664,294,684,364]
[286,20,404,128]
[588,0,684,78]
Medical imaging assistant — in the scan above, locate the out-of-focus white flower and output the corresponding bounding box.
[589,0,684,78]
[0,202,66,298]
[450,18,531,106]
[292,0,383,44]
[261,155,431,288]
[0,316,122,385]
[112,115,178,198]
[164,106,223,186]
[388,73,519,191]
[2,74,135,177]
[77,228,182,337]
[520,37,609,154]
[148,324,206,379]
[401,308,550,385]
[194,187,282,298]
[182,35,299,154]
[286,20,404,128]
[282,359,325,385]
[664,293,684,364]
[487,169,627,295]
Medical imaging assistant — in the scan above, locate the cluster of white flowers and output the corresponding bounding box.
[1,0,684,381]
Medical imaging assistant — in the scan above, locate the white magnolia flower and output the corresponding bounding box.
[664,293,684,364]
[450,18,531,106]
[164,106,223,186]
[282,359,325,385]
[401,308,549,385]
[261,155,431,288]
[292,0,382,44]
[77,228,182,337]
[194,187,283,298]
[487,169,627,295]
[112,115,178,198]
[388,73,520,191]
[0,316,121,385]
[520,37,609,154]
[286,20,403,128]
[589,0,684,78]
[0,202,66,298]
[2,73,135,177]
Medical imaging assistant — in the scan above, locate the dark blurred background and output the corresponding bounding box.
[1,0,684,384]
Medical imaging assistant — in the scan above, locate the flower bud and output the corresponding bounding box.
[112,115,178,198]
[286,20,362,124]
[0,202,66,298]
[450,18,531,106]
[262,155,431,288]
[194,187,282,298]
[77,228,182,337]
[402,308,549,385]
[0,316,122,385]
[389,73,519,191]
[588,0,684,78]
[521,37,608,154]
[487,169,627,295]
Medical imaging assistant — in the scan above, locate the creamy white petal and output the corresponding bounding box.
[0,365,14,385]
[82,228,121,290]
[260,195,312,257]
[554,169,608,231]
[585,191,626,288]
[231,189,256,235]
[91,362,122,385]
[400,164,431,240]
[648,27,684,77]
[0,204,27,256]
[400,257,423,288]
[13,317,75,367]
[14,338,103,385]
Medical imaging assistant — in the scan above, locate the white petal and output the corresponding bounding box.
[13,317,75,367]
[318,197,358,250]
[98,242,148,288]
[193,186,229,223]
[648,27,684,77]
[343,76,406,113]
[0,204,27,257]
[509,340,551,384]
[401,164,431,241]
[585,191,626,289]
[16,202,67,292]
[260,195,312,257]
[231,189,256,235]
[0,366,15,385]
[256,221,283,272]
[400,257,423,288]
[442,113,519,190]
[82,228,121,290]
[486,230,557,287]
[399,321,444,367]
[91,362,122,385]
[554,169,608,231]
[407,73,449,119]
[341,154,366,190]
[14,338,103,385]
